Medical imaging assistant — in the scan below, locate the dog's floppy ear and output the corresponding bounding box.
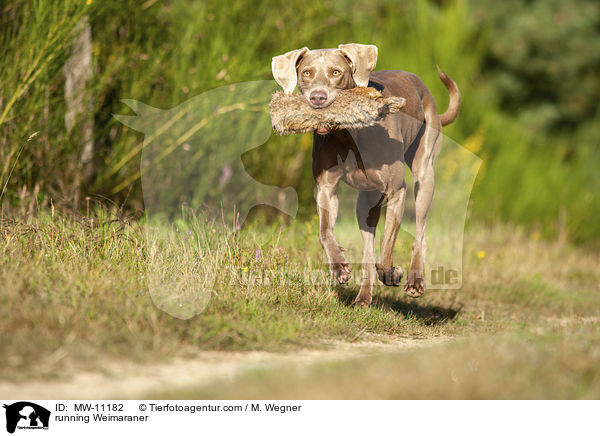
[338,43,378,87]
[272,47,309,94]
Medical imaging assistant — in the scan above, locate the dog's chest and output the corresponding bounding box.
[340,168,383,191]
[338,153,402,191]
[313,126,406,191]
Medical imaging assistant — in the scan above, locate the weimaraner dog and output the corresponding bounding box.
[272,43,460,306]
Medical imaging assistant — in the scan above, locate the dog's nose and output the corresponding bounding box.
[309,90,327,106]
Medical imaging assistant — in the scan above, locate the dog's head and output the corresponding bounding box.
[272,43,378,109]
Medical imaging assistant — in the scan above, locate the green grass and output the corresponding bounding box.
[1,209,598,390]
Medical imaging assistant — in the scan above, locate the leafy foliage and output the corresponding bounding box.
[0,0,599,244]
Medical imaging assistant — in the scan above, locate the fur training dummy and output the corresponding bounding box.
[269,87,406,135]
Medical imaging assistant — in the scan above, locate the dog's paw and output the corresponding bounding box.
[352,293,372,308]
[331,262,352,284]
[352,284,373,308]
[377,265,403,287]
[404,272,424,298]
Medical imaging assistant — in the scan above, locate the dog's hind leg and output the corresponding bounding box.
[354,190,383,306]
[405,109,442,298]
[376,184,406,287]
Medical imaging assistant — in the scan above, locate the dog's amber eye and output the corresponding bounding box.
[332,70,340,76]
[302,70,311,77]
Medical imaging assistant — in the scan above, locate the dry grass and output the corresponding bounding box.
[1,210,599,399]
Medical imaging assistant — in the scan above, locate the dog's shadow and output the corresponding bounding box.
[335,286,461,326]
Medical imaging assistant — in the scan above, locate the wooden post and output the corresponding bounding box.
[64,16,94,207]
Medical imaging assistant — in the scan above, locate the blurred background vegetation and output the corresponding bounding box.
[1,0,599,246]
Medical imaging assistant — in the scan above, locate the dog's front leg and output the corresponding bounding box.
[315,177,351,284]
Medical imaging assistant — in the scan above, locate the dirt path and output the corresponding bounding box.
[0,336,451,399]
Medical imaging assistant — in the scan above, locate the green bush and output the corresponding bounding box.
[0,0,598,245]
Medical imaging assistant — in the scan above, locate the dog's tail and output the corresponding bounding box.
[437,66,461,126]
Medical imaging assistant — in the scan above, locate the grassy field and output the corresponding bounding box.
[1,209,598,398]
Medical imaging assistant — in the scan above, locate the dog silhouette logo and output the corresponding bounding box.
[3,402,50,433]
